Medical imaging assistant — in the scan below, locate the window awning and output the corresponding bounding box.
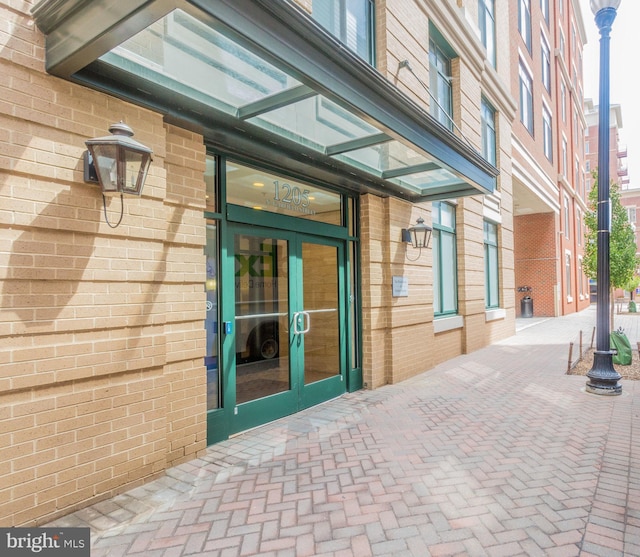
[32,0,498,203]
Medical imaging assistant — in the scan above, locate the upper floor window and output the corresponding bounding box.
[628,207,637,224]
[577,207,582,245]
[541,0,549,26]
[312,0,375,64]
[543,105,553,161]
[518,0,532,52]
[429,32,455,131]
[541,35,551,92]
[562,137,568,177]
[560,81,567,123]
[479,0,496,68]
[519,61,534,134]
[481,97,497,166]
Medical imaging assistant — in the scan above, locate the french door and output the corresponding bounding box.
[226,225,346,433]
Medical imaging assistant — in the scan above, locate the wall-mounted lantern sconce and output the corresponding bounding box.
[84,122,153,228]
[402,216,432,261]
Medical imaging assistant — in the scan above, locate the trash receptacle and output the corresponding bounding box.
[521,296,533,318]
[611,329,632,365]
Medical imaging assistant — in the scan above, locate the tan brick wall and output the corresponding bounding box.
[358,0,515,387]
[0,2,207,525]
[360,194,389,389]
[1,0,517,526]
[163,125,208,467]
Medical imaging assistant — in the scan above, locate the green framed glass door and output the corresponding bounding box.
[296,238,345,408]
[226,225,346,434]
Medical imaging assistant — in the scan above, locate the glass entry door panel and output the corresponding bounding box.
[228,227,346,432]
[299,242,340,385]
[234,235,290,404]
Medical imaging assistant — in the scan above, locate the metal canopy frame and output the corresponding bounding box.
[32,0,498,203]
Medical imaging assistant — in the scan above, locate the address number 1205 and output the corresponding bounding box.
[273,181,310,208]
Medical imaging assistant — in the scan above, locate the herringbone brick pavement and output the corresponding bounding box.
[48,306,640,556]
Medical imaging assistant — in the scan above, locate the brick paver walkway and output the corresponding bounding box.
[49,306,640,556]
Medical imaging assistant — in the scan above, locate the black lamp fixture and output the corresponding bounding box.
[586,0,622,395]
[402,216,432,261]
[84,122,153,227]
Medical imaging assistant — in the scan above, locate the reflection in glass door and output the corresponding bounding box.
[228,228,346,432]
[299,242,340,385]
[234,234,290,405]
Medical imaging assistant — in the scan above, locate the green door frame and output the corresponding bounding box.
[206,154,361,445]
[224,224,347,434]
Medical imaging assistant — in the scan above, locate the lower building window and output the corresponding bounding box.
[433,202,457,316]
[205,220,220,410]
[484,220,499,308]
[565,251,572,299]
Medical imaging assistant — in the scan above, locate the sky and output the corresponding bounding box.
[579,0,638,187]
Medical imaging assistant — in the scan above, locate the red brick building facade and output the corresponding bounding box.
[511,0,591,317]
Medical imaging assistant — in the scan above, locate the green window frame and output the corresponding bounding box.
[204,155,222,413]
[433,201,458,316]
[429,31,455,132]
[479,0,496,68]
[484,220,499,309]
[481,97,497,166]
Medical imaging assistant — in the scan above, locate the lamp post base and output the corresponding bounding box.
[585,350,622,395]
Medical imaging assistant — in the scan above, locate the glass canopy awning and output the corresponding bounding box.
[32,0,498,202]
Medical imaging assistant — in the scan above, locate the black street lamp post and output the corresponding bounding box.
[586,0,622,396]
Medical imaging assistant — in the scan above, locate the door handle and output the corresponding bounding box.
[292,311,311,334]
[300,311,311,334]
[292,311,302,334]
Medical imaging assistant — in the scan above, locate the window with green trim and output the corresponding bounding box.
[429,28,455,132]
[433,202,457,316]
[481,97,496,166]
[484,220,499,309]
[479,0,496,68]
[204,155,221,411]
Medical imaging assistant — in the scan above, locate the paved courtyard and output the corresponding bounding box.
[49,306,640,556]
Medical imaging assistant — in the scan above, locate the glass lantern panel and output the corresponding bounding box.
[123,151,147,195]
[90,144,119,194]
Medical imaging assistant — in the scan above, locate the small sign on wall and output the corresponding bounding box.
[392,276,409,297]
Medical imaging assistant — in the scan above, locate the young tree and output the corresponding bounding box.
[583,171,639,323]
